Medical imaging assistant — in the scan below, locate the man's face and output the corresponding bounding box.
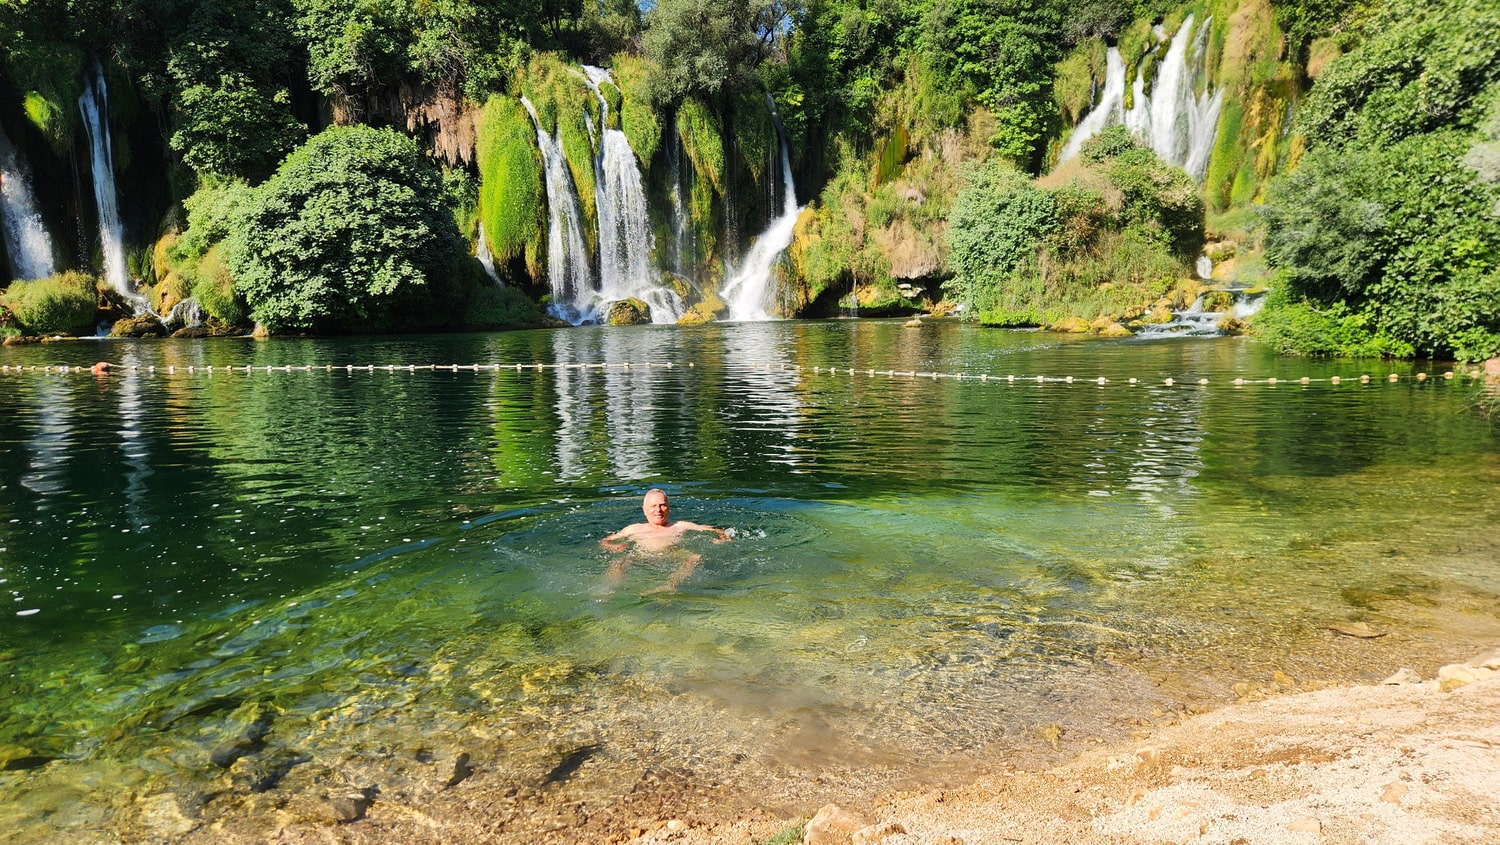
[643,492,670,526]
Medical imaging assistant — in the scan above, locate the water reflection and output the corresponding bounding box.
[18,376,72,500]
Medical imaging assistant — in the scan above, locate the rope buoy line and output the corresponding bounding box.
[0,361,1480,387]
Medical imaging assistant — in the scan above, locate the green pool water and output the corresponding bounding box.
[1,321,1497,838]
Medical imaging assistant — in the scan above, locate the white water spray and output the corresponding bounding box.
[521,96,595,323]
[79,59,145,311]
[721,95,802,321]
[476,223,503,285]
[0,126,57,282]
[1059,15,1223,180]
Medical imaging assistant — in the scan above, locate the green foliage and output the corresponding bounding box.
[946,162,1058,312]
[225,125,466,332]
[171,178,256,265]
[476,95,545,276]
[677,97,726,194]
[734,88,776,188]
[463,283,545,329]
[1295,0,1500,151]
[3,42,85,150]
[919,0,1062,165]
[164,0,306,181]
[1264,100,1500,360]
[0,272,98,334]
[190,245,248,325]
[641,0,788,103]
[520,54,598,237]
[1251,287,1415,358]
[1083,127,1204,258]
[294,0,528,102]
[611,53,663,167]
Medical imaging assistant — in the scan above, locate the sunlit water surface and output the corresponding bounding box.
[1,322,1497,836]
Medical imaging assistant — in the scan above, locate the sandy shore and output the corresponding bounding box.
[609,652,1500,845]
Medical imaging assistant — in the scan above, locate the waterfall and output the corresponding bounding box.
[476,223,503,285]
[582,66,682,324]
[0,126,58,282]
[79,59,145,311]
[720,95,802,322]
[521,96,595,323]
[665,114,693,277]
[1059,15,1223,180]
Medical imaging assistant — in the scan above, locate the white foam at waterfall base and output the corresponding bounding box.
[583,66,682,324]
[521,96,595,324]
[1058,15,1223,181]
[79,59,147,313]
[721,96,802,321]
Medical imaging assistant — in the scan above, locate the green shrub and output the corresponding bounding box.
[0,272,99,334]
[1250,287,1416,358]
[225,125,466,333]
[463,284,544,329]
[946,162,1058,315]
[191,245,248,326]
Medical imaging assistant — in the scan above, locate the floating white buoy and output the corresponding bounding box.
[1007,375,1015,382]
[1388,373,1399,382]
[1300,377,1310,385]
[1268,377,1277,385]
[1331,376,1341,384]
[1199,378,1208,385]
[1129,378,1137,384]
[1065,376,1074,383]
[1417,372,1428,380]
[1035,375,1044,383]
[1444,372,1455,379]
[1164,378,1174,386]
[1360,375,1370,383]
[1097,377,1107,385]
[1234,378,1244,386]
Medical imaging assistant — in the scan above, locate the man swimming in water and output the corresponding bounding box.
[600,489,728,592]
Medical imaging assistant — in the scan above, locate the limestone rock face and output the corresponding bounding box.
[1098,322,1133,338]
[606,298,651,326]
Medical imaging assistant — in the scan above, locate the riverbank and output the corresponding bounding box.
[79,649,1496,845]
[630,651,1500,845]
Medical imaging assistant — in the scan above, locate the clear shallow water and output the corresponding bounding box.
[1,322,1498,834]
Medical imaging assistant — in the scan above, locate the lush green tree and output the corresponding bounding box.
[161,0,307,181]
[225,125,466,332]
[1260,0,1500,361]
[918,0,1061,165]
[641,0,794,104]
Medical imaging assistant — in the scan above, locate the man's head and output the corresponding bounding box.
[642,489,671,526]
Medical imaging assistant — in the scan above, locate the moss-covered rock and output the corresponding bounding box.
[110,314,167,338]
[606,298,651,325]
[477,96,546,280]
[1051,317,1091,333]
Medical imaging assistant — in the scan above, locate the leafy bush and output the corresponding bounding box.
[463,283,544,329]
[190,245,248,326]
[946,162,1058,313]
[1250,287,1415,358]
[225,125,466,332]
[0,272,98,334]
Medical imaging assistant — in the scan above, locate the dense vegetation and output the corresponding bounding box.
[0,0,1495,362]
[1256,0,1500,361]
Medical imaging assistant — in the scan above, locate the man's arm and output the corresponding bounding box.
[678,521,730,543]
[600,525,637,553]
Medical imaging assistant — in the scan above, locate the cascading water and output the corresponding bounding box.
[521,96,595,323]
[720,95,803,322]
[665,114,693,278]
[1059,15,1223,180]
[79,59,146,312]
[0,126,58,282]
[581,66,682,324]
[476,223,503,285]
